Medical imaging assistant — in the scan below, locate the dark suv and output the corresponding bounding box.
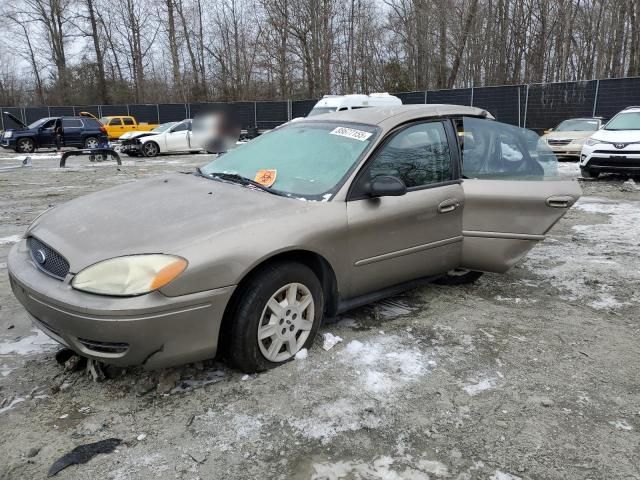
[1,112,108,153]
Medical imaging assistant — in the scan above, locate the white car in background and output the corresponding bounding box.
[580,106,640,178]
[119,122,177,142]
[123,119,203,157]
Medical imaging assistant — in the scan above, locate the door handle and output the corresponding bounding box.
[546,195,574,208]
[438,199,460,213]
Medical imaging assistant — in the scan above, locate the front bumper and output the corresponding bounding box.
[581,145,640,174]
[549,144,582,159]
[7,239,236,369]
[120,141,142,153]
[1,138,17,149]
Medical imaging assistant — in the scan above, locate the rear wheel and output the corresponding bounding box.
[16,138,35,153]
[142,142,159,157]
[227,262,323,373]
[435,269,483,285]
[84,136,99,149]
[580,167,599,179]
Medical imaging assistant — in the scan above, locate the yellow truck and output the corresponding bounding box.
[97,115,159,140]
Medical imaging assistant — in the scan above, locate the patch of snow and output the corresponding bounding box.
[463,377,498,396]
[137,433,147,441]
[0,234,22,245]
[322,333,343,351]
[525,196,640,310]
[491,471,522,480]
[295,348,308,360]
[0,329,58,355]
[312,455,447,480]
[0,364,14,377]
[0,397,26,415]
[609,420,632,431]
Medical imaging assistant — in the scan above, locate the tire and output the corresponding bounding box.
[435,269,483,286]
[227,262,324,373]
[84,136,100,149]
[580,167,599,179]
[142,142,159,157]
[16,138,36,154]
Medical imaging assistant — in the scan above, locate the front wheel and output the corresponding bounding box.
[142,142,159,157]
[227,262,324,373]
[17,138,36,153]
[84,136,100,149]
[580,167,599,179]
[435,269,483,285]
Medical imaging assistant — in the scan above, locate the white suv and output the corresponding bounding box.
[580,106,640,178]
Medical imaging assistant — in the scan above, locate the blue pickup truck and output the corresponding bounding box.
[1,112,108,153]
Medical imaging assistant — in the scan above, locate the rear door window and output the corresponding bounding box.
[461,117,557,179]
[123,117,135,126]
[62,119,83,128]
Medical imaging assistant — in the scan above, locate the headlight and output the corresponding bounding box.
[584,138,599,146]
[72,254,187,296]
[4,131,13,138]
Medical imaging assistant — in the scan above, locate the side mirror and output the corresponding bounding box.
[367,175,407,198]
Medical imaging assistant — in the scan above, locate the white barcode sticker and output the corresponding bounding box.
[329,127,372,141]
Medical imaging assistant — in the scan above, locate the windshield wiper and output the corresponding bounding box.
[197,169,285,196]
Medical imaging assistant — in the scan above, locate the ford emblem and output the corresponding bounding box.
[35,249,46,265]
[614,143,627,149]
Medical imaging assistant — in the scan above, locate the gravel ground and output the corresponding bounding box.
[0,150,639,480]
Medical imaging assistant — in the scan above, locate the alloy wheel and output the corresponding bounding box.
[257,282,314,362]
[85,137,99,149]
[143,142,159,157]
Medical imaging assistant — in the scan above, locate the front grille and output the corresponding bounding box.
[547,139,572,146]
[77,338,129,354]
[593,149,640,154]
[27,237,70,280]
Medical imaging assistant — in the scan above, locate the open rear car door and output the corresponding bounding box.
[458,116,581,273]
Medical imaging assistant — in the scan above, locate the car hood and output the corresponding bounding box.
[590,130,640,143]
[3,111,27,129]
[27,173,319,273]
[120,131,154,140]
[543,130,593,141]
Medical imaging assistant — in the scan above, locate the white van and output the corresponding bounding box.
[307,93,402,116]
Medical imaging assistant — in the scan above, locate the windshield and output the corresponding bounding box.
[555,119,599,132]
[28,118,53,129]
[307,107,337,117]
[153,122,176,133]
[605,112,640,131]
[201,121,378,199]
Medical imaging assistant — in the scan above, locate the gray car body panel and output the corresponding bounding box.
[8,105,581,368]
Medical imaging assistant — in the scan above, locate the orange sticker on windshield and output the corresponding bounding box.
[255,169,277,187]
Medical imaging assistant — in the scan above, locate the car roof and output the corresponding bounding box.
[303,104,494,128]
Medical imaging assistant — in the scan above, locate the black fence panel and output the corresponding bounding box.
[594,77,640,120]
[525,80,596,132]
[427,88,472,106]
[229,102,256,129]
[292,100,318,118]
[24,107,50,123]
[128,104,158,124]
[159,103,188,123]
[49,106,75,117]
[1,107,25,130]
[100,105,129,117]
[472,85,523,126]
[256,101,288,130]
[396,91,425,104]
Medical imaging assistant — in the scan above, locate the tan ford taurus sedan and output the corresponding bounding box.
[7,105,581,372]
